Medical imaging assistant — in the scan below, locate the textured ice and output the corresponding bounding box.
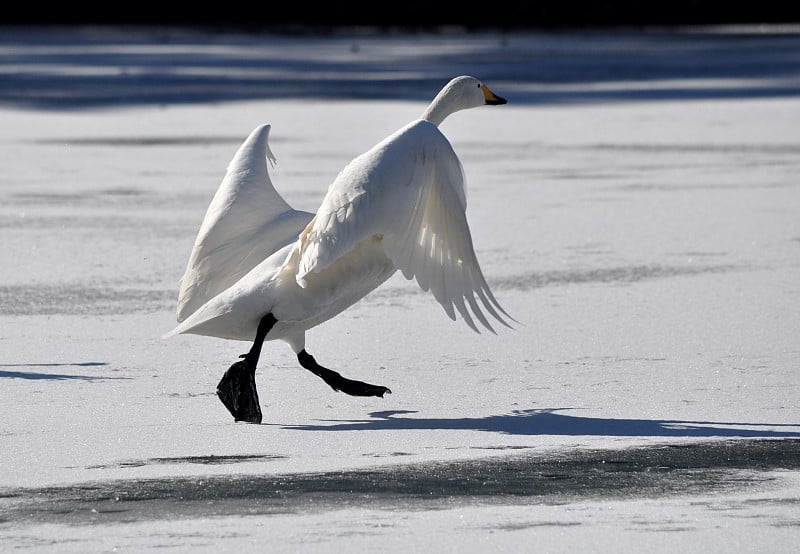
[1,25,799,553]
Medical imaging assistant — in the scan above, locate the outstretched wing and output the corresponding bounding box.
[176,124,313,321]
[296,120,511,333]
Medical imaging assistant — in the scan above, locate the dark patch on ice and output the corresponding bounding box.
[287,408,800,439]
[490,264,738,292]
[10,192,89,204]
[3,27,800,108]
[615,182,793,192]
[0,284,174,315]
[98,188,144,196]
[87,454,288,469]
[644,524,698,532]
[10,189,150,207]
[490,521,582,530]
[674,251,728,258]
[0,362,107,367]
[462,140,800,168]
[0,214,194,241]
[580,143,800,155]
[33,136,250,147]
[162,391,218,398]
[771,521,800,528]
[0,364,123,382]
[471,445,536,451]
[741,497,800,508]
[368,264,739,302]
[0,369,125,382]
[1,439,798,527]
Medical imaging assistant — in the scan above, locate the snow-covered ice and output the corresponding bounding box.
[0,25,799,552]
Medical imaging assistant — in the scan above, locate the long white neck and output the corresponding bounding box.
[420,79,470,126]
[420,96,452,127]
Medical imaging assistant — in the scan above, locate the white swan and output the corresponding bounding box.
[165,75,510,423]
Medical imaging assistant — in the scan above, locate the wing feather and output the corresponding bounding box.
[388,133,513,332]
[176,124,313,321]
[294,120,511,333]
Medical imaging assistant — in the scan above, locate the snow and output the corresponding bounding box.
[1,25,799,552]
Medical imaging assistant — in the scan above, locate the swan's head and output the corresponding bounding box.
[421,75,507,126]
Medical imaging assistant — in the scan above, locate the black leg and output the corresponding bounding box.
[297,350,391,398]
[216,314,277,424]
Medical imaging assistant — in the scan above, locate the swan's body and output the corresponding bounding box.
[165,76,509,423]
[169,232,396,349]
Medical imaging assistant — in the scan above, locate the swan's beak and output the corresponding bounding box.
[482,84,507,105]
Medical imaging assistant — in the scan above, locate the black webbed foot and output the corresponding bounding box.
[297,350,392,398]
[216,356,262,424]
[215,313,278,424]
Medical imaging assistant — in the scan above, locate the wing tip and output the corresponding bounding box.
[248,123,278,167]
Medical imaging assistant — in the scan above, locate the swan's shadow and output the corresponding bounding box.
[0,362,129,381]
[284,408,800,438]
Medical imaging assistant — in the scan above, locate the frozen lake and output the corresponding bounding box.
[1,25,799,552]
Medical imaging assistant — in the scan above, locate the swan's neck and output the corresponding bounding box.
[420,101,450,127]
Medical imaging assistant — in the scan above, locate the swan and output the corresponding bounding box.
[164,75,511,423]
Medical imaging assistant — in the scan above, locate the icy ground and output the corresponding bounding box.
[0,25,799,552]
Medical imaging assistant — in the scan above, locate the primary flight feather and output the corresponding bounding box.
[165,75,511,423]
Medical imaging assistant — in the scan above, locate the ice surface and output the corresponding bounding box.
[0,25,799,553]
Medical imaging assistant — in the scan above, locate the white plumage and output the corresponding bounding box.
[174,125,314,324]
[165,75,511,358]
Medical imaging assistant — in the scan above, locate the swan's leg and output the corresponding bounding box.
[297,350,391,398]
[216,313,277,424]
